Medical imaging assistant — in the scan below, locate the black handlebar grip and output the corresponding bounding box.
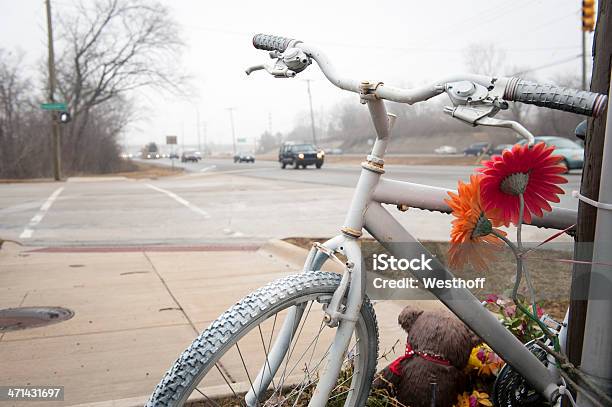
[504,77,608,118]
[252,34,300,52]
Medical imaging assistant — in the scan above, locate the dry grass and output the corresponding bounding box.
[110,161,184,179]
[0,160,183,182]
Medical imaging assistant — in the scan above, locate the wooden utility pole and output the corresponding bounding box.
[567,0,611,376]
[227,107,237,155]
[45,0,61,181]
[305,79,317,145]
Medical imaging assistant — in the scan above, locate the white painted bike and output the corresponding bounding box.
[147,34,609,407]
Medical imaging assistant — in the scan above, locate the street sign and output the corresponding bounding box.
[40,102,67,111]
[166,135,177,145]
[237,138,247,143]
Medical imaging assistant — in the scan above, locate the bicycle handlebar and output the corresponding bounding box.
[252,34,300,52]
[504,77,607,118]
[252,34,608,118]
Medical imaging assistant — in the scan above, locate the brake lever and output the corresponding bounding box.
[474,116,535,145]
[245,61,297,78]
[442,79,535,144]
[245,47,312,78]
[444,105,535,145]
[245,64,267,75]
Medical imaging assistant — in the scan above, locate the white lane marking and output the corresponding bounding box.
[200,165,217,172]
[146,184,210,219]
[223,228,245,238]
[20,187,65,239]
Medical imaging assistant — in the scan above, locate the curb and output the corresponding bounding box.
[67,176,128,182]
[257,239,344,273]
[68,395,146,407]
[0,240,27,255]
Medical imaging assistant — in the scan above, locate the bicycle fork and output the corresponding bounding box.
[243,236,364,407]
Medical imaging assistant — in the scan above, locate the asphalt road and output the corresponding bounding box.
[0,158,580,247]
[148,157,581,208]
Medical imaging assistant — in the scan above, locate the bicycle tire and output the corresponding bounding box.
[147,271,379,407]
[493,341,550,407]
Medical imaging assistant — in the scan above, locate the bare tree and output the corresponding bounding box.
[463,43,507,76]
[0,50,49,178]
[54,0,186,170]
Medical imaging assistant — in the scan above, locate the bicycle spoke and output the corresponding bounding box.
[327,387,354,401]
[235,342,258,406]
[194,387,222,407]
[285,337,361,405]
[214,363,246,407]
[306,320,325,369]
[277,302,313,397]
[283,321,326,382]
[257,324,277,394]
[281,342,333,403]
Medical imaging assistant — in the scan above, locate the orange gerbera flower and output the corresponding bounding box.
[445,174,506,272]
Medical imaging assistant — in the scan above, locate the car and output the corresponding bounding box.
[181,150,201,162]
[326,148,344,155]
[234,152,255,163]
[463,142,490,156]
[434,145,457,155]
[279,143,324,169]
[518,136,584,172]
[169,152,179,159]
[145,152,160,159]
[487,144,513,155]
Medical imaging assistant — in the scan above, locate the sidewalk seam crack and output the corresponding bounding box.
[143,252,200,336]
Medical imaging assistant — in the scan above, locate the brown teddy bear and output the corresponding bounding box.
[373,305,481,407]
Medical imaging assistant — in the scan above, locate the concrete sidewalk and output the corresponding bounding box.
[0,240,437,406]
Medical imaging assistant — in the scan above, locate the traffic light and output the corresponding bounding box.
[58,111,71,124]
[582,0,595,32]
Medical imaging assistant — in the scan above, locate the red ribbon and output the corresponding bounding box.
[389,341,451,376]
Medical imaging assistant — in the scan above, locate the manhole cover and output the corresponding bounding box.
[0,307,74,332]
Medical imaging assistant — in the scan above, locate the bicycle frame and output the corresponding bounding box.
[245,43,583,407]
[245,98,574,407]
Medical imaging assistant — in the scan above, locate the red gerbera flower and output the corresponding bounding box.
[478,142,567,226]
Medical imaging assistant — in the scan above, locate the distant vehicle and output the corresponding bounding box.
[518,136,584,172]
[463,142,490,156]
[145,152,161,159]
[487,144,513,155]
[326,148,344,155]
[279,143,324,169]
[434,145,457,155]
[169,152,179,159]
[234,152,255,163]
[181,150,201,163]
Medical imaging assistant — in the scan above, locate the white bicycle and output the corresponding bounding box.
[147,34,609,407]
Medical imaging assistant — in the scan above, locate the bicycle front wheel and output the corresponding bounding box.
[147,271,379,407]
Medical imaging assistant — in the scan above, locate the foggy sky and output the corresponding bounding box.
[1,0,591,149]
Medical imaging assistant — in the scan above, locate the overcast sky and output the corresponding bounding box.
[1,0,592,149]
